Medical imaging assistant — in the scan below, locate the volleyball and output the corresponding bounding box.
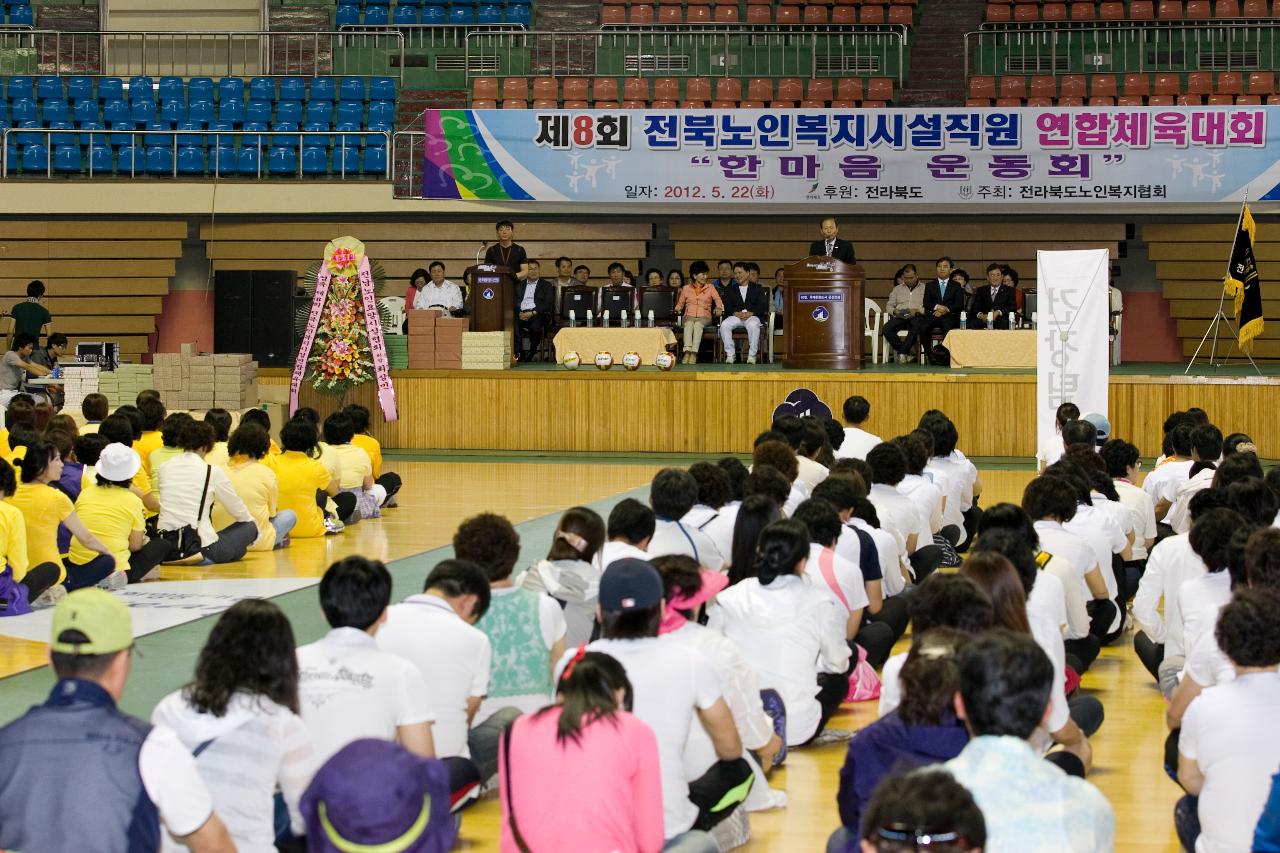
[594,352,614,370]
[654,352,675,371]
[561,351,581,370]
[622,351,642,371]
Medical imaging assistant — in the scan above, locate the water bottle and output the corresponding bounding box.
[959,311,967,330]
[986,313,993,331]
[52,365,61,379]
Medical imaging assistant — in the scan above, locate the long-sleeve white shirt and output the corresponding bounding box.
[155,452,253,546]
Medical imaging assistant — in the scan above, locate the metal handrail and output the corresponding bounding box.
[965,21,1280,79]
[1,127,392,180]
[0,29,406,81]
[464,26,908,85]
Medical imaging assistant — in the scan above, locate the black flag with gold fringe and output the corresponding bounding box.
[1224,204,1263,354]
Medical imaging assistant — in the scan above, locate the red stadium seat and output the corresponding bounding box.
[1206,94,1235,105]
[832,99,858,108]
[777,5,800,21]
[715,78,742,101]
[888,5,914,23]
[1177,94,1204,105]
[501,78,528,101]
[686,78,713,102]
[532,77,558,100]
[1116,95,1145,106]
[1214,0,1240,13]
[1235,95,1262,104]
[714,4,740,21]
[1088,96,1115,106]
[1071,2,1096,18]
[1014,3,1039,19]
[1158,0,1183,16]
[986,4,1013,20]
[1060,75,1087,98]
[968,76,997,100]
[629,5,655,23]
[799,99,826,108]
[965,98,992,107]
[859,5,885,20]
[1153,72,1181,95]
[1030,75,1057,99]
[653,78,680,101]
[777,77,805,101]
[679,100,707,109]
[658,5,682,22]
[624,78,651,102]
[995,98,1023,107]
[562,78,589,100]
[866,77,894,101]
[1026,97,1054,107]
[650,99,677,108]
[999,76,1027,100]
[687,5,712,22]
[1099,1,1125,16]
[1242,0,1269,13]
[837,77,865,101]
[592,78,619,101]
[1129,0,1155,16]
[711,100,737,109]
[1123,72,1151,96]
[563,99,589,109]
[1185,71,1213,94]
[1058,97,1085,107]
[1186,0,1211,15]
[807,78,834,102]
[746,5,772,22]
[1217,71,1244,94]
[601,7,626,23]
[769,100,798,109]
[833,6,858,22]
[621,100,647,109]
[1091,74,1117,98]
[804,4,830,21]
[1247,71,1275,94]
[1147,94,1175,105]
[1042,3,1068,19]
[472,77,499,100]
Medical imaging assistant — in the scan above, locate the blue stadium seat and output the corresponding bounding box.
[211,145,237,176]
[305,100,333,125]
[335,4,359,26]
[453,0,478,6]
[8,6,34,27]
[98,78,124,102]
[366,0,389,7]
[159,100,186,124]
[477,5,501,24]
[420,4,445,23]
[157,76,184,103]
[218,98,245,124]
[336,100,364,125]
[88,143,113,174]
[175,121,203,146]
[368,100,394,125]
[268,146,297,175]
[0,102,8,124]
[237,145,261,176]
[117,143,142,172]
[447,6,472,24]
[279,77,306,103]
[271,121,299,148]
[369,77,396,101]
[67,76,94,102]
[72,99,99,124]
[249,77,276,102]
[245,100,273,124]
[109,122,137,148]
[14,120,41,146]
[48,120,74,137]
[102,99,128,123]
[506,3,530,24]
[53,143,80,172]
[302,146,329,175]
[20,143,47,173]
[177,145,204,175]
[309,77,336,102]
[10,99,36,123]
[400,0,421,6]
[365,120,391,146]
[362,146,386,175]
[41,99,69,124]
[145,143,174,175]
[188,77,214,104]
[393,6,417,24]
[275,100,303,124]
[35,75,62,101]
[338,77,366,102]
[187,100,214,126]
[240,121,268,147]
[128,77,155,103]
[217,77,244,104]
[303,123,331,147]
[3,143,15,172]
[77,121,105,147]
[364,6,389,25]
[7,76,33,101]
[332,143,359,175]
[130,101,156,124]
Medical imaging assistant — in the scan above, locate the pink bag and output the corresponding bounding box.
[846,643,881,702]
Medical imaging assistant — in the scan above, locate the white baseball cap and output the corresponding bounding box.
[97,443,141,482]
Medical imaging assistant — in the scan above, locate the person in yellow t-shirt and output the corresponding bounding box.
[291,407,343,521]
[4,423,35,466]
[203,408,232,468]
[323,412,384,521]
[274,419,341,538]
[148,412,193,483]
[133,398,166,476]
[98,415,161,515]
[0,458,61,610]
[10,439,116,591]
[240,409,282,456]
[72,444,169,585]
[80,392,110,434]
[213,423,296,551]
[344,403,401,507]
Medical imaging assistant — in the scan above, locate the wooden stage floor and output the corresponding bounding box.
[0,461,1182,851]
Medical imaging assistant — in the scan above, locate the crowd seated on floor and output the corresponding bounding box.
[1,389,1279,853]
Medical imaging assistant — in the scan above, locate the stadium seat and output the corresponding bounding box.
[336,101,365,125]
[1123,72,1151,96]
[145,144,174,175]
[20,142,47,173]
[624,78,651,102]
[1215,0,1240,12]
[249,77,276,102]
[1042,3,1067,19]
[1217,71,1244,94]
[630,5,655,22]
[310,78,336,102]
[746,5,771,22]
[833,5,858,21]
[247,100,274,124]
[1030,76,1056,99]
[860,5,885,21]
[686,78,712,102]
[1242,0,1267,12]
[867,78,894,102]
[218,78,245,103]
[1014,3,1039,19]
[1158,0,1183,16]
[1071,2,1096,18]
[188,101,213,126]
[502,78,529,102]
[653,78,679,101]
[1130,0,1155,17]
[364,6,389,24]
[158,77,184,103]
[1247,71,1274,94]
[177,146,205,175]
[1184,72,1211,94]
[339,77,366,102]
[8,6,33,26]
[447,6,471,22]
[335,1,359,24]
[72,99,99,125]
[1153,72,1180,95]
[303,123,331,147]
[238,145,262,176]
[363,146,387,175]
[130,101,156,124]
[420,4,446,23]
[159,101,186,124]
[472,77,500,101]
[394,5,419,23]
[714,4,739,21]
[7,76,33,102]
[269,146,298,176]
[128,77,155,103]
[370,77,396,101]
[1099,1,1125,16]
[715,78,742,102]
[1058,75,1087,98]
[776,5,800,21]
[602,6,625,23]
[89,144,113,174]
[563,78,589,101]
[36,76,62,101]
[188,78,214,104]
[1091,74,1117,98]
[219,98,246,124]
[99,78,124,102]
[506,3,531,24]
[302,147,329,175]
[368,101,394,124]
[1186,0,1211,15]
[53,143,80,173]
[687,5,711,22]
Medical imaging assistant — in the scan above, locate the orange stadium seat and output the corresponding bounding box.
[838,77,865,101]
[804,5,830,21]
[1117,95,1145,106]
[651,99,677,108]
[472,77,499,101]
[1217,71,1244,94]
[1071,1,1097,17]
[714,4,740,21]
[1091,74,1117,98]
[629,5,655,22]
[888,6,914,23]
[1130,0,1155,16]
[1030,75,1057,99]
[807,78,834,102]
[867,77,894,101]
[653,78,680,101]
[1214,0,1240,12]
[602,7,626,23]
[592,78,619,101]
[624,78,651,102]
[502,100,528,109]
[680,99,706,108]
[1158,0,1184,15]
[1042,3,1068,19]
[472,99,497,109]
[532,77,558,100]
[1186,0,1211,15]
[1058,75,1087,98]
[969,76,997,100]
[1185,71,1213,94]
[1178,93,1204,104]
[747,78,774,101]
[563,78,589,101]
[1058,96,1085,106]
[532,99,557,109]
[1014,3,1039,19]
[686,78,713,102]
[1236,95,1263,104]
[999,76,1027,100]
[1027,97,1054,107]
[621,100,646,109]
[502,78,529,101]
[776,5,800,21]
[1206,94,1234,105]
[715,78,742,101]
[659,5,682,22]
[1248,71,1275,94]
[833,6,858,21]
[746,5,772,22]
[1123,72,1151,96]
[1153,72,1181,95]
[711,100,737,109]
[1242,0,1269,13]
[777,78,805,101]
[1147,94,1175,105]
[738,100,765,108]
[563,100,589,108]
[687,5,711,22]
[859,5,886,21]
[1099,1,1125,16]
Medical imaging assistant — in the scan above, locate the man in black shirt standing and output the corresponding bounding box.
[483,219,530,282]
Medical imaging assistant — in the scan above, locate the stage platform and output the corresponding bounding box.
[261,361,1278,458]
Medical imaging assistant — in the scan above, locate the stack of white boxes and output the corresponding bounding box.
[58,366,100,411]
[461,331,512,370]
[95,364,153,409]
[152,348,258,412]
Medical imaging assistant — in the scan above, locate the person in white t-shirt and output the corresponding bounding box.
[1100,438,1158,567]
[772,415,829,496]
[867,443,938,581]
[894,436,945,541]
[1145,423,1196,523]
[1177,589,1280,853]
[296,557,436,765]
[1166,425,1225,535]
[565,558,749,846]
[647,468,725,572]
[600,497,654,568]
[700,458,748,565]
[519,505,606,647]
[918,412,982,547]
[684,461,731,532]
[753,437,807,516]
[1178,510,1248,671]
[411,262,463,315]
[835,395,882,461]
[1035,402,1080,472]
[377,559,500,785]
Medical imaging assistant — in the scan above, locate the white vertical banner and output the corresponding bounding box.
[1036,249,1111,463]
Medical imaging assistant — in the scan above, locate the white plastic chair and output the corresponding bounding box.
[864,298,883,364]
[379,296,406,334]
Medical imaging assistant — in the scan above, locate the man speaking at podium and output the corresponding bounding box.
[808,217,856,264]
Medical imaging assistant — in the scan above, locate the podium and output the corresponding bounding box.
[464,264,515,334]
[782,256,865,370]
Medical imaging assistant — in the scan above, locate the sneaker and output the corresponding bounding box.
[383,495,398,509]
[725,352,735,364]
[98,571,128,591]
[32,584,67,608]
[324,517,345,535]
[746,354,757,364]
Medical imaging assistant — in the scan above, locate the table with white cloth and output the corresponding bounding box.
[942,329,1037,369]
[553,327,678,365]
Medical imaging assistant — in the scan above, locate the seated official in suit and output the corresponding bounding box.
[971,263,1019,330]
[921,256,966,343]
[719,262,770,364]
[882,264,926,363]
[808,216,856,263]
[516,260,555,362]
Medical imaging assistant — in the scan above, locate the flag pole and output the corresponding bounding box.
[1185,188,1261,375]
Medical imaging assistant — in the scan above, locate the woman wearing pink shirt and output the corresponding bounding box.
[498,651,667,853]
[674,261,724,365]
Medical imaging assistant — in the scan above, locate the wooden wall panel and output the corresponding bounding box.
[260,370,1278,460]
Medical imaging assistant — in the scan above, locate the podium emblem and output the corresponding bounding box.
[482,287,495,300]
[811,306,830,323]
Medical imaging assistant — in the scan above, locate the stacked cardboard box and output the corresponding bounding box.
[406,309,439,369]
[461,332,512,370]
[435,317,467,370]
[96,363,153,409]
[152,349,258,412]
[59,366,100,411]
[214,354,259,409]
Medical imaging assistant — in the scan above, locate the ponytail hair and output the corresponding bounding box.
[540,651,633,745]
[752,519,809,585]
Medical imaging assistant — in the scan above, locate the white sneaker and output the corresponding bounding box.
[747,354,757,364]
[324,517,345,535]
[99,571,128,591]
[32,584,67,608]
[725,352,735,364]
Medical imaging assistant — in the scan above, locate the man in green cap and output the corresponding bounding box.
[0,588,234,852]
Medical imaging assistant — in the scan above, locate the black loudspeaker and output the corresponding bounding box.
[214,270,300,367]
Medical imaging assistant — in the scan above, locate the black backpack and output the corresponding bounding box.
[928,344,951,367]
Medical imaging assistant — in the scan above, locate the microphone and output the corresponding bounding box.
[476,241,487,265]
